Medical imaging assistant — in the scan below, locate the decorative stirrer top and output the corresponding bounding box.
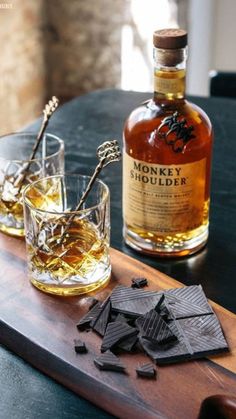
[42,96,59,123]
[13,96,59,191]
[57,140,121,244]
[96,140,121,167]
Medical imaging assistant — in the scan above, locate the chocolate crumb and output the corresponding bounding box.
[131,277,148,289]
[74,339,88,354]
[136,363,156,378]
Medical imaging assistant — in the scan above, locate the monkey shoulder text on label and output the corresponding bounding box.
[123,153,206,233]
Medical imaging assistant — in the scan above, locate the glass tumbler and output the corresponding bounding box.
[23,174,111,296]
[0,132,64,237]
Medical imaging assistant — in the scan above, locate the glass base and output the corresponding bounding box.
[29,264,111,296]
[0,222,24,238]
[123,225,209,257]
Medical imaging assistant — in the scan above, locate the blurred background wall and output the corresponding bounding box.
[0,0,236,135]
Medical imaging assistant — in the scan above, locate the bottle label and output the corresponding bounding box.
[123,153,206,233]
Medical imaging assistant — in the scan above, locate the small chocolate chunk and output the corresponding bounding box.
[74,339,87,354]
[136,363,156,378]
[136,309,177,345]
[77,302,102,331]
[131,277,148,289]
[91,298,111,336]
[94,351,126,372]
[101,321,138,353]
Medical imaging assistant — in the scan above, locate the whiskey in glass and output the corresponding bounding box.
[0,132,64,237]
[23,174,111,296]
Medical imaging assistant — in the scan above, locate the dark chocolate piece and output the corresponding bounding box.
[115,313,136,327]
[131,277,148,289]
[94,350,126,372]
[111,285,213,319]
[164,285,213,319]
[110,285,162,316]
[74,339,88,354]
[154,294,172,321]
[140,313,228,364]
[91,298,111,336]
[101,321,138,353]
[118,334,138,352]
[178,314,228,356]
[154,294,165,312]
[139,321,188,364]
[77,302,102,331]
[136,309,177,345]
[88,297,99,310]
[115,313,130,323]
[136,363,156,378]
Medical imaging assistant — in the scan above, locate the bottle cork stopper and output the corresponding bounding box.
[153,28,187,49]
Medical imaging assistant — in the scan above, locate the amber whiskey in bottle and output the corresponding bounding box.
[123,29,213,257]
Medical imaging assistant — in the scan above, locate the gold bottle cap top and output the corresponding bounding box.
[153,29,187,49]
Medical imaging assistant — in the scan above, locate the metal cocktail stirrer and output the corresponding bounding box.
[57,140,121,245]
[13,96,59,192]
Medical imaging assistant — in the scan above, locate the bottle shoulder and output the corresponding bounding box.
[124,98,212,135]
[123,97,213,163]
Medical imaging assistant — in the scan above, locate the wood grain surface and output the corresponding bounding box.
[0,232,235,419]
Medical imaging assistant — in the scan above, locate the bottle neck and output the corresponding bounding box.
[153,47,187,100]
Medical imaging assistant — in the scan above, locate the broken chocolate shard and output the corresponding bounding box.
[115,313,130,323]
[136,363,156,378]
[110,285,162,317]
[101,321,138,353]
[74,339,88,354]
[94,350,126,372]
[155,295,172,321]
[164,285,213,319]
[131,277,148,289]
[88,297,99,310]
[111,285,157,304]
[77,302,102,331]
[139,320,187,364]
[154,294,165,312]
[91,298,111,336]
[118,334,138,352]
[136,309,177,345]
[115,313,136,327]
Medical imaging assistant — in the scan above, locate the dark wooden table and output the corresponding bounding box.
[1,90,236,419]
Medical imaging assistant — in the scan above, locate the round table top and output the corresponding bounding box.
[1,89,236,419]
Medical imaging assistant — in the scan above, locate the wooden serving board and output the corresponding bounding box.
[0,233,236,419]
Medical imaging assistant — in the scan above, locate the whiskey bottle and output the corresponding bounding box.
[122,29,213,257]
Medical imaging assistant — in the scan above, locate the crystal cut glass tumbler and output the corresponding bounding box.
[0,132,64,237]
[23,174,111,296]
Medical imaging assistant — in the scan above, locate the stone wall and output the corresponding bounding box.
[0,0,47,134]
[0,0,127,134]
[44,0,126,100]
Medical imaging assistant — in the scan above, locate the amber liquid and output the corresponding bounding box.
[0,174,38,237]
[123,69,213,256]
[28,218,110,296]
